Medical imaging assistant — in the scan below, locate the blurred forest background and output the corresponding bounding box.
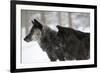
[21,10,90,38]
[21,10,90,63]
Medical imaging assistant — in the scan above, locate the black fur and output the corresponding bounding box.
[57,25,90,60]
[24,19,90,61]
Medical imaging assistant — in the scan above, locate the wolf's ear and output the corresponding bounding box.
[32,19,43,30]
[31,20,34,25]
[34,19,39,23]
[31,19,40,25]
[56,25,63,31]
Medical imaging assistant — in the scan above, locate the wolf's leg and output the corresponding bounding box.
[65,55,74,60]
[46,50,57,61]
[63,52,75,60]
[55,49,65,61]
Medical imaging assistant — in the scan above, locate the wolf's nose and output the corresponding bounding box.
[24,38,26,41]
[24,37,31,42]
[24,37,28,42]
[24,37,27,41]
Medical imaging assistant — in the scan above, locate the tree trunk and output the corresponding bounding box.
[41,12,46,25]
[58,12,62,25]
[68,12,73,28]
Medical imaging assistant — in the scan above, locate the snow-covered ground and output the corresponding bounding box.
[22,39,50,64]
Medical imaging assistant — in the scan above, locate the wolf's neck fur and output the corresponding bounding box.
[42,26,57,37]
[38,25,57,51]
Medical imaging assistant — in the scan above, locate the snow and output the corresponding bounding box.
[22,39,50,64]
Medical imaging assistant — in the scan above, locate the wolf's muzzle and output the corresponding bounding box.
[24,35,32,42]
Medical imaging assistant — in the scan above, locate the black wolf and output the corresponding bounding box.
[24,19,90,61]
[56,25,90,60]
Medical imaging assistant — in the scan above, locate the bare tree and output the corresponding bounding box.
[41,12,46,25]
[57,12,62,25]
[21,10,30,35]
[68,12,73,28]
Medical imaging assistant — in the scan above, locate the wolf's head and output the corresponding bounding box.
[24,19,43,42]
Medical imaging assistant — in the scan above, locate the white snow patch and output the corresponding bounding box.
[22,39,50,64]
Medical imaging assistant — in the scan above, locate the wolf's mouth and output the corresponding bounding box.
[24,37,32,42]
